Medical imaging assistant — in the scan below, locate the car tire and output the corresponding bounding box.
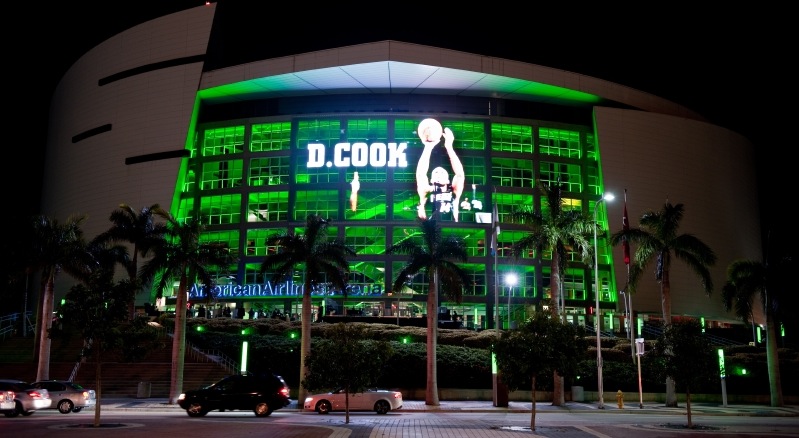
[374,400,390,414]
[186,402,208,417]
[316,400,332,414]
[4,409,19,418]
[58,399,75,414]
[253,401,272,417]
[17,401,34,416]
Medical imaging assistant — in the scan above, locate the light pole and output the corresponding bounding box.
[594,192,614,409]
[505,272,517,329]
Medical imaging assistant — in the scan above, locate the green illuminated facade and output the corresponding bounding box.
[166,115,617,330]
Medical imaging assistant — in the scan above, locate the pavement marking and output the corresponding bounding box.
[574,425,614,438]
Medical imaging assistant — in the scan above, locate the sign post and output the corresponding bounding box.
[635,338,645,408]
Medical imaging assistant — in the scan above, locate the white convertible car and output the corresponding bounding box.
[304,388,403,414]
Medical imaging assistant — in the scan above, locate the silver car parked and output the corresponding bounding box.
[0,379,51,417]
[32,380,96,414]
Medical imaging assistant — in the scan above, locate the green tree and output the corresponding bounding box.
[492,311,588,430]
[259,214,355,404]
[56,238,135,426]
[650,320,717,428]
[28,214,94,381]
[94,203,168,320]
[139,214,237,404]
[610,201,716,406]
[721,254,795,407]
[302,323,395,423]
[388,218,469,406]
[508,180,595,406]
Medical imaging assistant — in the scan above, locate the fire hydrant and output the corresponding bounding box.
[616,390,624,409]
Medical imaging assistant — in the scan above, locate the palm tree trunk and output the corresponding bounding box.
[530,375,537,430]
[765,310,784,407]
[425,268,440,406]
[550,255,564,406]
[168,275,188,404]
[686,387,693,428]
[36,278,55,381]
[93,340,102,427]
[299,277,313,404]
[661,271,677,407]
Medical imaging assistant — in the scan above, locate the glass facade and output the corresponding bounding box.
[164,115,617,330]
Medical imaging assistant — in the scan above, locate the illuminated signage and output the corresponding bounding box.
[307,142,408,168]
[188,281,384,300]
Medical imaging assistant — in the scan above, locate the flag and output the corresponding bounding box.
[622,189,630,265]
[490,200,500,256]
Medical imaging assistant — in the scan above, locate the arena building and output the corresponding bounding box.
[41,3,761,337]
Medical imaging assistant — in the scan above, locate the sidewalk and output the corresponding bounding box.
[98,397,799,417]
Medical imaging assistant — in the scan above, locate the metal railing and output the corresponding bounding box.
[162,325,239,375]
[0,312,35,340]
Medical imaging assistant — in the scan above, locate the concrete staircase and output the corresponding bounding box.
[0,335,230,398]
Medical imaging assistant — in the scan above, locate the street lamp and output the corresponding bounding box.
[594,192,614,409]
[505,272,517,329]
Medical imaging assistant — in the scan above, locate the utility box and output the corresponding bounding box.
[137,381,151,399]
[571,386,585,402]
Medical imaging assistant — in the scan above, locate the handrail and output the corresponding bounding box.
[162,325,239,375]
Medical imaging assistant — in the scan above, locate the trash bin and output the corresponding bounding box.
[571,386,584,402]
[137,381,151,399]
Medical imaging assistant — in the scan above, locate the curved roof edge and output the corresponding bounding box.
[198,40,705,123]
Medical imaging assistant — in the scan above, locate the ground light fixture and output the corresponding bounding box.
[593,192,614,409]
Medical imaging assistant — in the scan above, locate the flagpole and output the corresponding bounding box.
[623,189,634,360]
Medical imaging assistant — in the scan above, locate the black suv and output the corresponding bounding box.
[177,372,290,417]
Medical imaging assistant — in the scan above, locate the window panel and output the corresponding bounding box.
[538,127,582,159]
[202,126,245,157]
[294,190,338,220]
[247,192,288,222]
[491,123,534,153]
[249,157,289,186]
[250,122,292,152]
[199,194,241,225]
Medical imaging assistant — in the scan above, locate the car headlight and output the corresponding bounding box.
[304,397,314,403]
[178,393,186,401]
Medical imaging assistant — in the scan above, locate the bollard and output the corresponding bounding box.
[616,390,624,409]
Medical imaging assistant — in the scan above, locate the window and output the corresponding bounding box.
[199,194,241,225]
[250,122,292,152]
[491,123,534,153]
[249,157,289,186]
[202,126,245,157]
[539,161,582,193]
[492,157,534,188]
[245,228,283,257]
[200,230,240,256]
[538,127,581,159]
[247,192,288,222]
[294,190,338,220]
[201,160,243,190]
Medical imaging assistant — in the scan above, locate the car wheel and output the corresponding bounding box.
[253,401,272,417]
[316,400,332,414]
[374,400,390,414]
[17,401,34,416]
[58,399,75,414]
[4,409,19,417]
[72,407,83,413]
[186,402,208,417]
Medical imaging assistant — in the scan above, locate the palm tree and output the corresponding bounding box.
[28,214,94,381]
[721,251,794,407]
[139,213,237,404]
[259,214,355,404]
[610,201,716,407]
[388,218,469,406]
[60,237,133,426]
[507,180,595,406]
[94,204,168,320]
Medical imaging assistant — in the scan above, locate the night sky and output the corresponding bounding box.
[12,1,792,246]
